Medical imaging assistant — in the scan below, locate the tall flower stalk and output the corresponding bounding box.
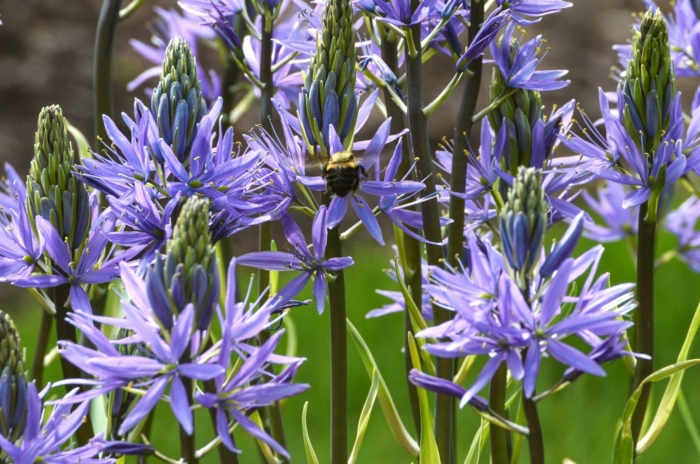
[380,28,422,437]
[403,1,456,460]
[624,9,675,446]
[254,0,289,454]
[299,0,358,460]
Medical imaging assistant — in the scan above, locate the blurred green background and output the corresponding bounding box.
[6,219,700,463]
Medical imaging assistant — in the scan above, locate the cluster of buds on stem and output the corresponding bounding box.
[299,0,357,158]
[146,196,219,331]
[151,37,207,163]
[499,166,548,290]
[27,105,91,251]
[0,311,28,448]
[621,8,675,155]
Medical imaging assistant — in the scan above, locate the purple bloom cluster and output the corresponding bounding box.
[414,218,636,404]
[563,89,700,209]
[57,260,308,451]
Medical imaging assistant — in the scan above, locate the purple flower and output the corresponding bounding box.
[435,118,506,201]
[128,7,220,102]
[14,216,121,312]
[498,0,572,26]
[408,369,488,411]
[564,89,700,211]
[511,258,631,397]
[424,232,504,323]
[240,20,308,109]
[194,257,308,454]
[106,183,178,269]
[422,274,530,406]
[456,7,511,71]
[419,218,634,403]
[158,98,259,202]
[377,139,449,244]
[490,22,569,91]
[373,0,438,28]
[367,257,433,320]
[298,121,424,245]
[59,263,226,436]
[0,166,43,281]
[78,100,157,198]
[80,97,272,237]
[665,195,700,272]
[238,206,354,313]
[196,330,308,456]
[581,182,638,242]
[0,384,113,463]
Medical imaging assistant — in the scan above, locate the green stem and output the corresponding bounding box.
[260,22,275,130]
[94,0,122,149]
[522,389,544,464]
[257,330,289,464]
[446,0,484,269]
[405,10,453,464]
[179,377,197,464]
[30,310,53,389]
[256,17,290,460]
[381,35,422,440]
[324,193,348,464]
[118,0,146,21]
[422,72,465,118]
[631,201,656,449]
[471,88,518,123]
[490,364,509,464]
[53,284,93,446]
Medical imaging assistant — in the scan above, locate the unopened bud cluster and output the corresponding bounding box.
[27,105,91,250]
[146,196,219,331]
[300,0,357,156]
[151,37,206,162]
[499,167,548,284]
[0,310,28,445]
[621,8,675,154]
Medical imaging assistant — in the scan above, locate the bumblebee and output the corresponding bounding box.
[322,151,366,197]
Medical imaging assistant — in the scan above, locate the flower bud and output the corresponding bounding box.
[488,37,544,174]
[146,196,219,331]
[499,167,547,285]
[0,311,28,445]
[151,37,207,163]
[299,0,357,156]
[621,8,675,154]
[27,105,91,250]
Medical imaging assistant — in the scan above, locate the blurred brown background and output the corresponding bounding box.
[0,0,649,175]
